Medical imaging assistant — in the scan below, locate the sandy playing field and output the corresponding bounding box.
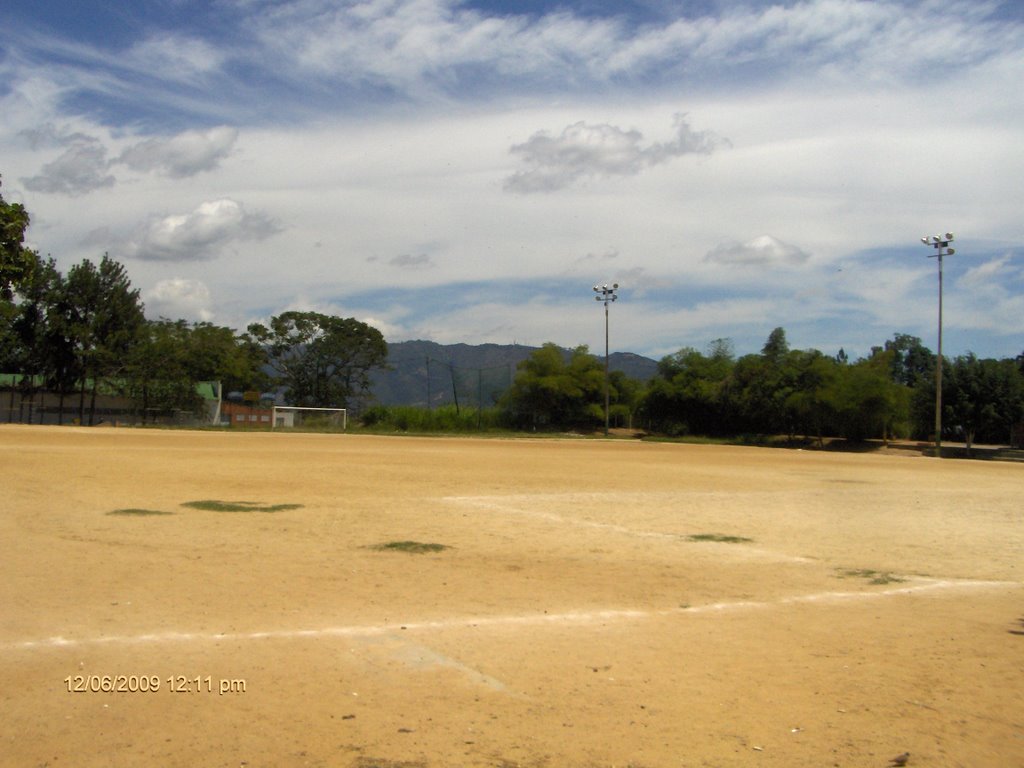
[1,425,1021,767]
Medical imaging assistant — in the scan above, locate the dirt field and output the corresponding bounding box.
[1,425,1022,768]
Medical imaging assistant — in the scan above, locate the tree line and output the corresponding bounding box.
[1,179,385,424]
[4,176,1023,444]
[498,330,1024,449]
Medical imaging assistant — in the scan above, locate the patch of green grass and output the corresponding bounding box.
[354,758,428,768]
[181,500,303,513]
[107,508,174,516]
[687,533,754,544]
[838,568,906,585]
[371,540,450,554]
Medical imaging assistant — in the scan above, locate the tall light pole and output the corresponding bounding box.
[920,232,955,457]
[593,282,618,437]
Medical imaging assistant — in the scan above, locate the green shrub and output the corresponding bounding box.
[371,540,450,554]
[108,508,173,516]
[359,404,504,433]
[181,500,303,513]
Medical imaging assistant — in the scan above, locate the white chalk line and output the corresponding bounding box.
[3,577,1016,653]
[443,493,810,563]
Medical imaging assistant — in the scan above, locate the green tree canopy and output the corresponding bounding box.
[126,319,205,419]
[5,254,63,419]
[0,177,36,300]
[179,321,268,393]
[941,354,1024,450]
[828,350,908,442]
[501,343,607,429]
[247,311,387,408]
[641,330,915,443]
[641,342,734,435]
[782,349,838,444]
[761,326,790,361]
[62,254,145,423]
[884,333,935,387]
[125,320,267,419]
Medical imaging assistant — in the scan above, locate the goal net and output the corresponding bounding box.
[271,405,347,431]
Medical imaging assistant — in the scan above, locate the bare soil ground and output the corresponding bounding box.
[1,425,1022,768]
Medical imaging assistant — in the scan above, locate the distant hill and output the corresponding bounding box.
[369,341,659,407]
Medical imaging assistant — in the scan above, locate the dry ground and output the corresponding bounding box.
[1,425,1022,768]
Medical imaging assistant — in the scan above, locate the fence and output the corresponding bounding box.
[1,377,220,427]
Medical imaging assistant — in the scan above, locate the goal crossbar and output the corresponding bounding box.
[271,405,347,431]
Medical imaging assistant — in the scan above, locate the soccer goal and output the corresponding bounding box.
[271,405,347,431]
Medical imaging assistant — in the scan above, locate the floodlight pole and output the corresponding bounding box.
[593,283,619,437]
[920,233,955,457]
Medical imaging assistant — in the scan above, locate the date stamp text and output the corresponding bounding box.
[65,674,247,695]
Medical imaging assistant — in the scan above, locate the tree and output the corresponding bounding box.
[943,354,1024,451]
[62,255,145,424]
[725,329,800,435]
[41,269,82,424]
[762,326,790,361]
[1,176,40,421]
[884,333,935,387]
[0,176,36,300]
[247,311,386,408]
[127,319,269,420]
[6,254,63,422]
[126,320,202,420]
[608,369,642,428]
[829,350,909,442]
[783,349,838,445]
[641,343,734,435]
[184,322,268,394]
[501,343,606,429]
[0,252,83,424]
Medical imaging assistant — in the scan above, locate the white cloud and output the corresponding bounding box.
[958,253,1017,287]
[17,125,238,195]
[143,278,214,322]
[248,0,619,95]
[126,199,281,262]
[19,123,96,150]
[21,138,114,196]
[2,0,1022,363]
[705,235,810,267]
[949,253,1024,339]
[504,115,726,192]
[124,35,226,82]
[116,126,238,178]
[606,0,1019,83]
[232,0,1023,104]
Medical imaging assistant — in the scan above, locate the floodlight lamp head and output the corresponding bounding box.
[921,236,930,245]
[945,232,954,241]
[612,283,619,290]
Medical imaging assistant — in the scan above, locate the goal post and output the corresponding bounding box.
[271,405,348,431]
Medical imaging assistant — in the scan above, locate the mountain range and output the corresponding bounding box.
[369,340,659,407]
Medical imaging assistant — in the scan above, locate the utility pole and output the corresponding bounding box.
[592,283,619,437]
[920,232,955,457]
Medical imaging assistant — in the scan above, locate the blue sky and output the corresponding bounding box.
[2,0,1022,361]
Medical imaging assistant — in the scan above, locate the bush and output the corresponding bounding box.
[359,404,504,432]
